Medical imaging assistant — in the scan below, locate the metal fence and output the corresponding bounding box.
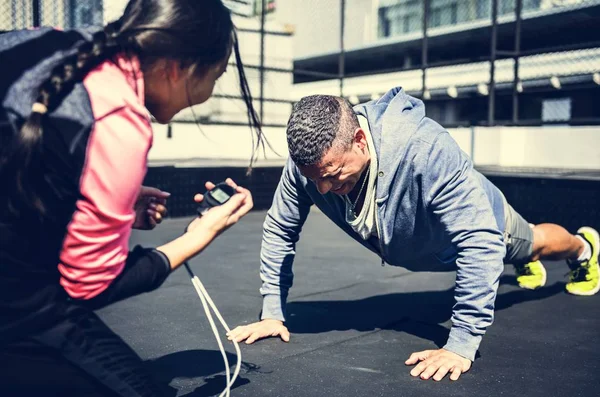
[2,0,600,128]
[0,1,103,30]
[0,0,293,130]
[292,0,600,127]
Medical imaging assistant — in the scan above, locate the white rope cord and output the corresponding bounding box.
[188,273,242,397]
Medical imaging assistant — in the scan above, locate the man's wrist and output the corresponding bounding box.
[261,294,286,322]
[443,326,481,362]
[262,318,284,324]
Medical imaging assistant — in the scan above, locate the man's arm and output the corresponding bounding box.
[407,131,505,381]
[229,158,313,343]
[260,157,314,320]
[428,132,505,359]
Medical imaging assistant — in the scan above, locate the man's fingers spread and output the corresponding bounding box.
[227,326,245,339]
[225,326,240,339]
[433,365,451,382]
[406,350,431,365]
[413,355,442,378]
[245,332,262,344]
[405,353,419,365]
[233,330,253,343]
[410,361,429,377]
[227,326,242,335]
[232,326,250,335]
[420,363,440,380]
[450,367,462,381]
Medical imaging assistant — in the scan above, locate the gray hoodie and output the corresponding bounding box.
[259,87,507,361]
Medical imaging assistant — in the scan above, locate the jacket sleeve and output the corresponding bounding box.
[423,132,506,361]
[259,158,313,321]
[58,106,170,303]
[83,246,171,310]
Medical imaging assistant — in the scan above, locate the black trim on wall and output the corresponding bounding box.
[144,166,283,217]
[145,166,600,233]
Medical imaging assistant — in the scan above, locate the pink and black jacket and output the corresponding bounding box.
[0,28,171,343]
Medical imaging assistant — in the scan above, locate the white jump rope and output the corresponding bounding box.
[179,183,244,397]
[182,260,242,397]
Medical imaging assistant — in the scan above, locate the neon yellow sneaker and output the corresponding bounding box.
[514,260,547,290]
[566,227,600,296]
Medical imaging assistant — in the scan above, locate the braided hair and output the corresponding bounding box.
[6,25,121,215]
[3,0,264,216]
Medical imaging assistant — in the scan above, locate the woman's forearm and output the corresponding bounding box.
[157,228,217,270]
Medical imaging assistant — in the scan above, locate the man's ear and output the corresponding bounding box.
[353,127,367,150]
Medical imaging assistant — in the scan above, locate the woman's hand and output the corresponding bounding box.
[187,178,254,235]
[157,179,254,270]
[133,186,170,230]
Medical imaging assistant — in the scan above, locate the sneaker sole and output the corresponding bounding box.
[567,226,600,296]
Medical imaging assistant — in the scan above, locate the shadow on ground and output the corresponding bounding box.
[285,277,565,348]
[145,276,565,395]
[145,349,258,397]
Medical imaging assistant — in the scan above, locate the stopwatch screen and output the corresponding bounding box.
[211,188,231,204]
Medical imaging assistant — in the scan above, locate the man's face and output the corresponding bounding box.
[298,129,370,196]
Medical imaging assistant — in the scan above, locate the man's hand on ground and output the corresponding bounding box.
[405,349,472,381]
[227,319,290,344]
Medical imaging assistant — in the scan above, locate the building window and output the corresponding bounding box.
[523,0,542,12]
[377,0,546,39]
[499,0,515,15]
[542,97,571,123]
[378,0,422,38]
[476,0,490,19]
[429,0,458,28]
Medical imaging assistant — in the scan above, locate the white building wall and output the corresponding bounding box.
[148,122,289,165]
[454,126,600,169]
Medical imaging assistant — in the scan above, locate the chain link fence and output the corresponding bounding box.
[291,0,600,126]
[0,0,292,132]
[0,0,104,30]
[1,0,600,127]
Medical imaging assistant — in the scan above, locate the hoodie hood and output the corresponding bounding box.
[353,87,426,202]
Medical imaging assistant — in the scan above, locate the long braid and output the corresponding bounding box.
[39,28,121,115]
[4,24,122,217]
